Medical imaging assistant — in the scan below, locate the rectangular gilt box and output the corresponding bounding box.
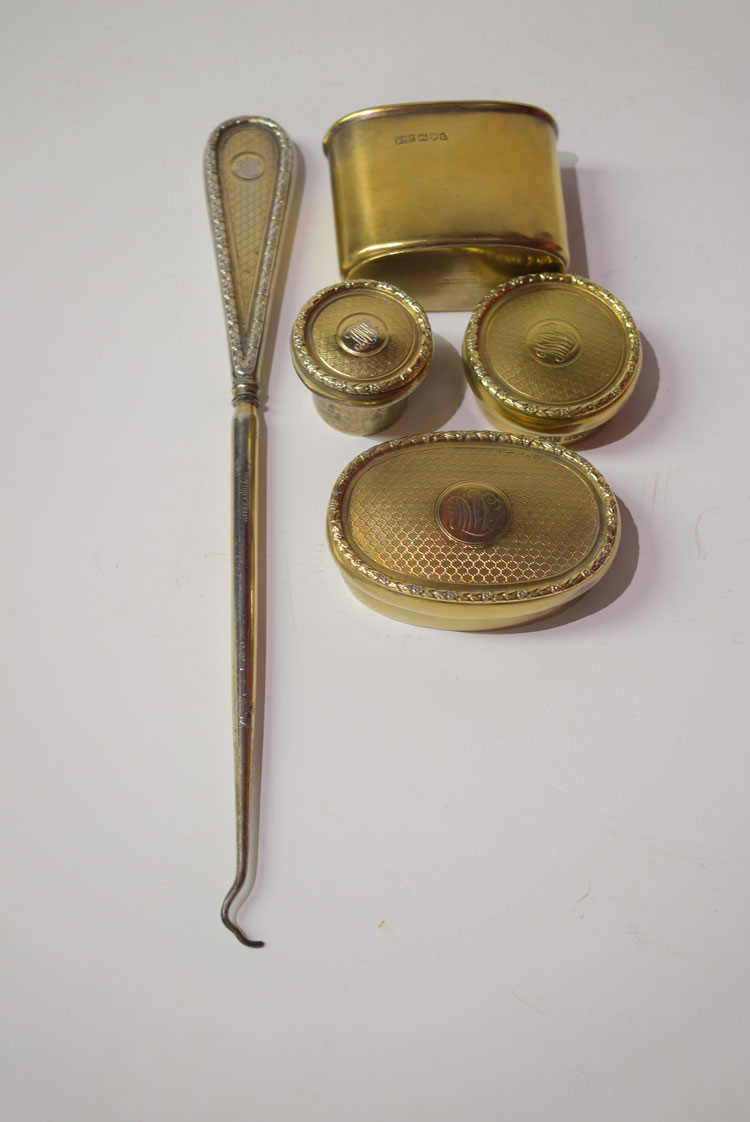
[324,101,569,311]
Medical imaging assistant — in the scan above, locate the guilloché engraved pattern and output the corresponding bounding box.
[205,117,294,401]
[346,446,599,585]
[292,280,432,397]
[464,273,641,423]
[328,432,619,611]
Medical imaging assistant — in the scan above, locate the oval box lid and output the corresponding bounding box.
[327,431,620,630]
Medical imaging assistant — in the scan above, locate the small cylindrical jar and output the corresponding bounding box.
[291,280,432,435]
[463,273,642,443]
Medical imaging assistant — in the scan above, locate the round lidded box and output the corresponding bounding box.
[291,279,432,435]
[463,273,641,443]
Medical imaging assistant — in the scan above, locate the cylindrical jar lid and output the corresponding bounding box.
[463,273,641,442]
[291,279,432,408]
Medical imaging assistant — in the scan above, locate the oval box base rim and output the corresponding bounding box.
[336,554,618,631]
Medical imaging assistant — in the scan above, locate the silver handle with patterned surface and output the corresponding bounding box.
[205,117,294,946]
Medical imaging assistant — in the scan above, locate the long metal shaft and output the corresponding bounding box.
[223,404,261,945]
[205,117,294,946]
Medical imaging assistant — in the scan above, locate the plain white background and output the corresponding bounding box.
[2,1,748,1118]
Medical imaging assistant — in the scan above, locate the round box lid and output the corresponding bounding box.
[463,274,641,442]
[291,279,432,405]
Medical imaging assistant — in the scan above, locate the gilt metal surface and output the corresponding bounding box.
[205,117,294,946]
[291,279,432,434]
[205,117,294,402]
[463,273,642,443]
[324,102,568,311]
[327,432,619,630]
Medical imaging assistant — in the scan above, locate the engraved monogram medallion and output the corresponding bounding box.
[336,313,389,355]
[436,482,511,545]
[526,319,582,366]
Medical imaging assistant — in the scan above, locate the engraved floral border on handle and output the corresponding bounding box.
[204,117,294,400]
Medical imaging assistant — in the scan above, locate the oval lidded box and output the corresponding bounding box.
[327,431,619,630]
